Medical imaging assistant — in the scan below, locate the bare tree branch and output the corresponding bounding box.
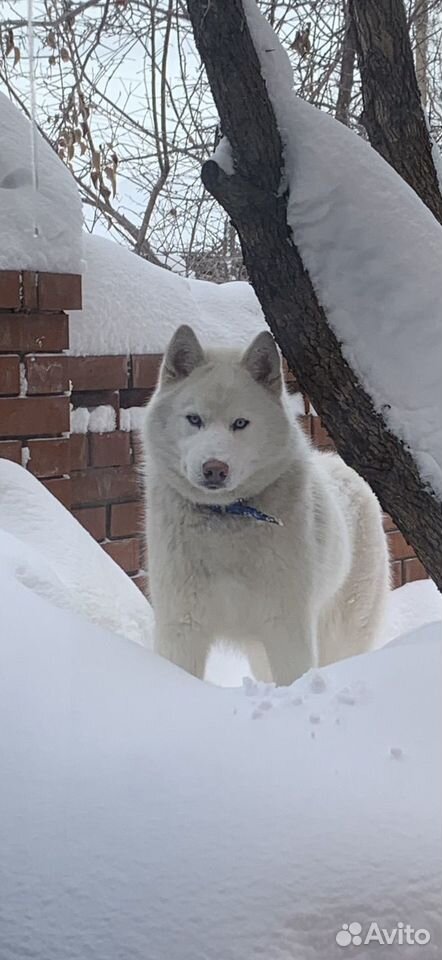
[335,2,356,125]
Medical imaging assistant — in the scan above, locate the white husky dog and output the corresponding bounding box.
[142,325,390,685]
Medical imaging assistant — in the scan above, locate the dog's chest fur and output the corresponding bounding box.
[145,461,343,638]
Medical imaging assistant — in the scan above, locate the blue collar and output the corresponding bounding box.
[207,499,283,526]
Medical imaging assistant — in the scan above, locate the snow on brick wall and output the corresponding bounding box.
[0,94,83,274]
[69,233,266,356]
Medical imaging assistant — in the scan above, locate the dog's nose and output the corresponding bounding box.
[202,459,229,485]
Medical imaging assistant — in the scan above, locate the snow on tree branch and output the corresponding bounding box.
[187,0,442,589]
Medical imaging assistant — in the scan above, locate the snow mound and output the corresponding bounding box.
[244,1,442,498]
[69,233,265,355]
[0,93,83,273]
[0,460,440,955]
[0,459,152,646]
[384,578,442,642]
[0,563,440,958]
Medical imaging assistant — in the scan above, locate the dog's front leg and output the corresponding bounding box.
[154,619,210,680]
[262,618,316,686]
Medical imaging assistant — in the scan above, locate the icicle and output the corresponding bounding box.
[27,0,40,239]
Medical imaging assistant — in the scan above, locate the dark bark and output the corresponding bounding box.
[335,3,357,126]
[349,0,442,223]
[186,0,442,590]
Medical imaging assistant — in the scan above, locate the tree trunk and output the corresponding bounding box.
[349,0,442,223]
[186,0,442,590]
[413,0,429,107]
[335,2,357,126]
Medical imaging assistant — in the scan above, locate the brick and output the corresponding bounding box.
[22,272,38,309]
[72,390,120,418]
[387,529,413,561]
[69,355,128,391]
[71,465,140,506]
[110,500,144,538]
[131,354,162,388]
[102,537,141,574]
[27,438,70,478]
[120,388,152,409]
[0,355,20,395]
[0,313,69,353]
[391,560,403,589]
[403,557,428,583]
[0,396,70,438]
[69,434,89,470]
[73,506,106,541]
[38,273,82,311]
[0,439,22,463]
[25,354,69,395]
[89,431,131,467]
[311,418,335,449]
[42,476,72,507]
[382,513,396,532]
[0,271,20,308]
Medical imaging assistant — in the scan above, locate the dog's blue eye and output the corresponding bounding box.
[186,414,203,428]
[232,418,250,431]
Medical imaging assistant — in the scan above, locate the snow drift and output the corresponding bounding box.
[0,93,83,273]
[0,562,441,959]
[0,459,151,646]
[0,461,441,959]
[69,232,265,355]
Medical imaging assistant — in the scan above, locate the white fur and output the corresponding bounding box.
[142,326,390,685]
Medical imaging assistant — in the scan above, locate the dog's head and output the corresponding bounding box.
[144,325,299,503]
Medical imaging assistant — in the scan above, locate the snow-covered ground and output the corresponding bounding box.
[243,0,442,499]
[0,93,83,273]
[0,459,151,646]
[0,464,441,959]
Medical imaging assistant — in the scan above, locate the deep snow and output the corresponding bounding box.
[243,0,442,499]
[0,93,83,273]
[0,544,441,959]
[0,459,151,646]
[0,461,441,958]
[69,232,265,355]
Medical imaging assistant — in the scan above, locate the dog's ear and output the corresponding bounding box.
[241,331,282,394]
[161,325,205,384]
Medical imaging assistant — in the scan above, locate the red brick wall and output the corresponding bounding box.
[297,396,428,589]
[0,270,428,593]
[0,270,80,510]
